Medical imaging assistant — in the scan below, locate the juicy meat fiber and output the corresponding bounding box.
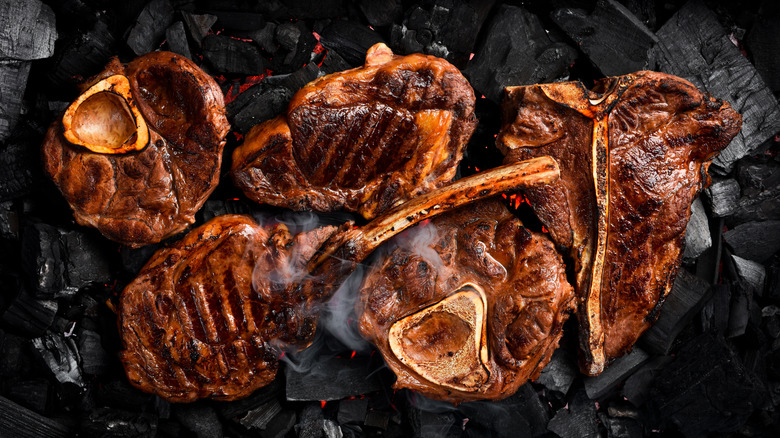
[496,71,742,374]
[42,51,229,247]
[357,200,575,402]
[118,215,339,402]
[231,43,477,220]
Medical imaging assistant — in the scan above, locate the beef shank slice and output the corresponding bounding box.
[231,43,477,220]
[42,51,229,247]
[496,71,742,374]
[357,199,575,402]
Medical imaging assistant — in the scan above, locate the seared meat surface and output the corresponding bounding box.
[231,43,477,219]
[42,51,229,247]
[357,200,575,402]
[496,71,742,374]
[119,215,340,402]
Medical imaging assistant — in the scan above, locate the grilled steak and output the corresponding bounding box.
[496,71,742,374]
[231,43,477,220]
[119,159,560,402]
[356,199,575,402]
[42,51,229,247]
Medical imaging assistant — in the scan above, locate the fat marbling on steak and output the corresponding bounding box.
[231,43,477,220]
[357,199,575,402]
[496,71,742,375]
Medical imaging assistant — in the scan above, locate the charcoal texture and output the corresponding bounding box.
[202,35,265,75]
[706,179,741,218]
[547,388,599,438]
[30,332,84,389]
[465,5,576,103]
[319,20,384,67]
[0,61,32,143]
[0,140,36,201]
[285,355,384,401]
[165,21,192,60]
[683,197,711,260]
[724,220,780,263]
[653,0,780,173]
[126,0,174,55]
[0,395,72,438]
[552,0,657,76]
[81,408,158,437]
[0,0,57,61]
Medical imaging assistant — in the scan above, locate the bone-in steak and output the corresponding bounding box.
[496,71,742,374]
[231,43,477,220]
[356,199,575,402]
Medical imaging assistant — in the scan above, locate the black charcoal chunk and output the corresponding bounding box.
[364,409,391,430]
[215,377,283,419]
[547,388,599,438]
[182,12,217,45]
[1,286,57,337]
[390,0,494,68]
[0,60,31,143]
[0,139,36,201]
[649,333,766,436]
[0,0,57,60]
[537,347,577,396]
[724,220,780,263]
[30,332,84,389]
[762,305,780,339]
[76,328,109,375]
[244,22,277,54]
[95,379,155,411]
[641,268,712,355]
[465,5,577,103]
[319,20,384,67]
[6,379,50,414]
[319,48,352,75]
[745,2,780,94]
[258,409,296,438]
[0,201,19,239]
[551,0,657,76]
[229,84,290,134]
[0,395,72,438]
[120,243,160,276]
[271,21,316,74]
[238,400,282,430]
[323,419,342,438]
[653,0,780,173]
[165,21,192,59]
[285,355,384,401]
[460,384,549,438]
[47,17,116,88]
[81,407,157,438]
[700,284,731,336]
[683,197,711,260]
[126,0,174,56]
[585,347,649,399]
[338,398,368,425]
[729,255,767,294]
[404,397,461,438]
[202,34,265,75]
[60,229,111,289]
[297,402,325,438]
[173,403,223,438]
[0,330,33,378]
[621,356,673,407]
[731,159,780,224]
[210,11,267,31]
[705,179,740,218]
[599,413,643,438]
[359,0,402,27]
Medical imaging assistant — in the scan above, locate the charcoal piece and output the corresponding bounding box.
[762,305,780,339]
[271,21,316,74]
[584,347,649,399]
[364,410,390,430]
[76,328,109,375]
[60,229,111,289]
[165,21,192,60]
[682,197,711,260]
[459,384,549,438]
[202,34,265,75]
[47,17,115,88]
[126,0,174,56]
[732,178,780,225]
[319,20,384,67]
[210,11,267,31]
[21,222,65,297]
[0,0,57,60]
[0,286,57,337]
[238,400,282,430]
[536,348,577,396]
[258,409,296,438]
[641,269,712,355]
[95,379,155,412]
[262,61,320,96]
[737,155,780,191]
[745,2,780,94]
[0,201,19,239]
[621,356,673,407]
[0,395,71,438]
[390,0,494,69]
[245,22,277,54]
[727,279,754,338]
[215,377,283,419]
[120,243,160,276]
[173,403,223,438]
[700,284,731,336]
[649,333,766,436]
[285,355,384,401]
[338,398,368,425]
[465,5,576,103]
[0,60,31,143]
[81,407,157,437]
[551,0,657,76]
[297,402,325,438]
[0,330,32,377]
[547,388,599,438]
[182,12,217,45]
[405,401,461,438]
[6,379,50,414]
[0,139,36,201]
[229,84,291,134]
[695,217,724,285]
[653,0,780,173]
[323,419,342,438]
[730,255,767,293]
[599,414,643,438]
[359,0,402,27]
[200,198,252,222]
[705,179,740,218]
[319,48,351,75]
[620,0,656,29]
[29,332,83,388]
[724,220,780,263]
